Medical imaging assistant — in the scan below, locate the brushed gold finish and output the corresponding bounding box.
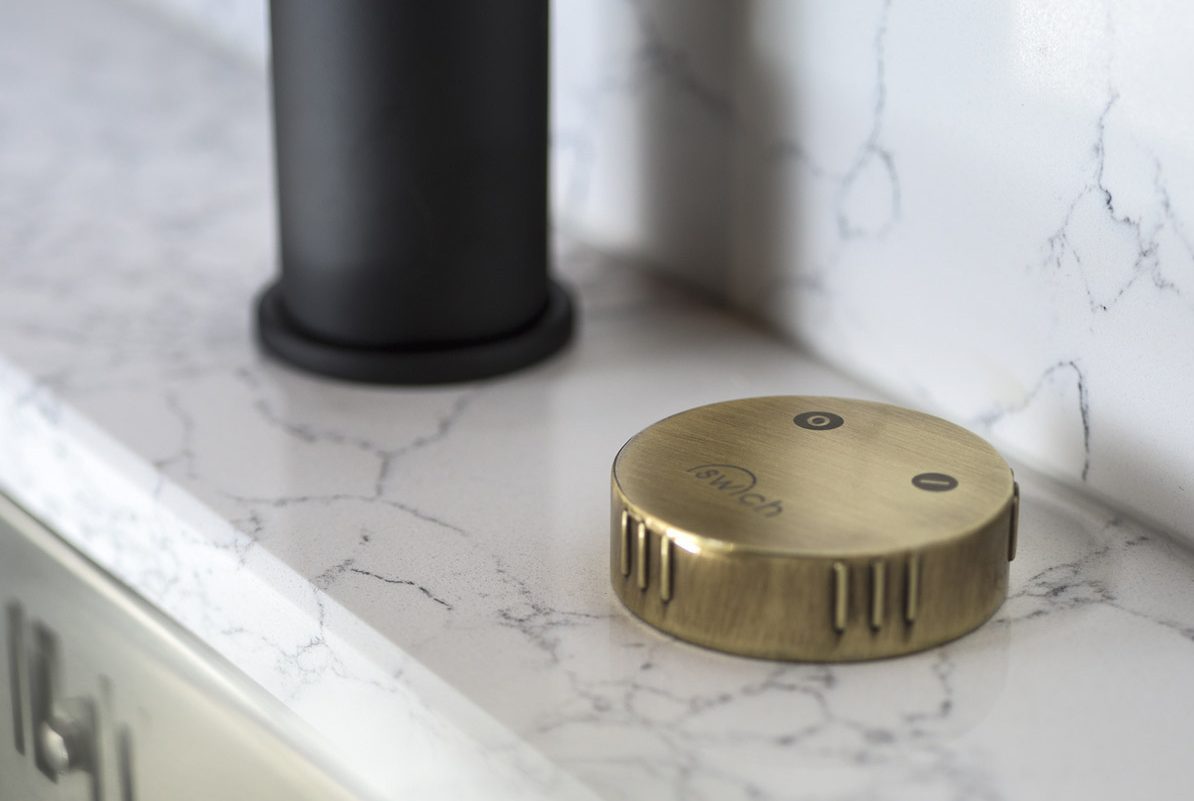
[609,396,1017,661]
[619,510,631,577]
[635,519,648,590]
[660,534,673,602]
[870,562,886,630]
[832,562,849,633]
[905,555,920,623]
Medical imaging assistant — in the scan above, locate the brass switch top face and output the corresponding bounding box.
[610,396,1018,662]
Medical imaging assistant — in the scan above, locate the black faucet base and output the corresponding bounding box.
[255,281,574,385]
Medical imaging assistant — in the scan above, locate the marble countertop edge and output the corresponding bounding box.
[0,352,598,801]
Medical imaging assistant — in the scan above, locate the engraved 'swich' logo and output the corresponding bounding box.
[685,464,784,517]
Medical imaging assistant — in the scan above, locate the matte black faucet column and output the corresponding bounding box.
[256,0,573,384]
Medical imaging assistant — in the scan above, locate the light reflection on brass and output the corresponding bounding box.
[610,397,1017,661]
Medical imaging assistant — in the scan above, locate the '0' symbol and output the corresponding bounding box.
[793,411,845,431]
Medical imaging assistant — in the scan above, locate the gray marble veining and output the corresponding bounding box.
[2,1,1194,799]
[123,0,1194,541]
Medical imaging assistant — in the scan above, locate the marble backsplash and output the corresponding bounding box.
[726,0,1194,538]
[125,0,1193,536]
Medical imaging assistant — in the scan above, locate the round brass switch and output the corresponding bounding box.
[609,396,1019,661]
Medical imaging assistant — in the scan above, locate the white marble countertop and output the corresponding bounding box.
[3,1,1194,799]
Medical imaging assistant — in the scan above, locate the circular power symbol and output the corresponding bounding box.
[912,472,958,492]
[794,411,844,431]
